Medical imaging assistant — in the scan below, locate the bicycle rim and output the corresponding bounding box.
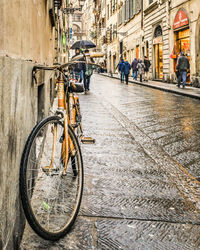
[20,116,83,240]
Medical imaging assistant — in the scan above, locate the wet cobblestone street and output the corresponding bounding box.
[21,74,200,250]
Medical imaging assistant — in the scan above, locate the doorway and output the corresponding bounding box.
[154,43,163,79]
[196,17,200,76]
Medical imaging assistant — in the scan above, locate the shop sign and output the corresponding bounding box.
[173,10,189,30]
[153,36,162,45]
[178,29,189,39]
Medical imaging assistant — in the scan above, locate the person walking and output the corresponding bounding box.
[123,59,131,85]
[137,59,145,82]
[118,58,125,83]
[176,51,190,88]
[83,49,94,93]
[131,58,138,80]
[144,56,151,81]
[72,48,84,82]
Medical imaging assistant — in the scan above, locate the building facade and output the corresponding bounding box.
[0,0,68,248]
[88,0,200,86]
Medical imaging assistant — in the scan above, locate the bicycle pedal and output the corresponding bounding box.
[81,137,95,144]
[42,166,59,174]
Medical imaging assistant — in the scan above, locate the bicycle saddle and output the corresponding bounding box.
[68,80,84,93]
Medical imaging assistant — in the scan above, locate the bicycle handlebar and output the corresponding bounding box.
[33,51,104,73]
[33,59,101,73]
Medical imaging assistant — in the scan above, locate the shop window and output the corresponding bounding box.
[146,41,149,59]
[175,29,190,56]
[136,45,139,59]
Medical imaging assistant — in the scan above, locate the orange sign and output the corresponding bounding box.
[173,10,189,30]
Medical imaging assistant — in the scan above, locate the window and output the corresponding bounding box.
[110,25,113,43]
[129,0,136,18]
[121,0,140,22]
[118,8,123,26]
[154,25,162,38]
[149,0,153,4]
[107,4,109,19]
[113,24,117,39]
[125,0,129,22]
[135,0,141,12]
[120,42,123,55]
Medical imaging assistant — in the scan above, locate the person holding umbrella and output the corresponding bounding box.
[72,48,84,82]
[70,40,96,83]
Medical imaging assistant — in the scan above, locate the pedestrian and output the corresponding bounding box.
[137,59,145,82]
[118,58,125,83]
[131,58,138,80]
[176,51,190,88]
[83,49,94,93]
[72,48,84,82]
[144,56,151,81]
[123,58,131,85]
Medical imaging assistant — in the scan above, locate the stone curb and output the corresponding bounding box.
[100,73,200,100]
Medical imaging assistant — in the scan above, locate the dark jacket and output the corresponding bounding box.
[72,53,84,72]
[176,56,189,71]
[131,59,138,71]
[122,61,131,75]
[118,60,124,72]
[144,59,151,72]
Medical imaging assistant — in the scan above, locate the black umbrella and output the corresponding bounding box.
[71,40,96,49]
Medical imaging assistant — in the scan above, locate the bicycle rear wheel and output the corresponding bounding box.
[20,116,83,241]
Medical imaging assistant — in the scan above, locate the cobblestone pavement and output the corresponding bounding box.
[21,74,200,250]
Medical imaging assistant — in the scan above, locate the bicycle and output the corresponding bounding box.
[19,60,94,241]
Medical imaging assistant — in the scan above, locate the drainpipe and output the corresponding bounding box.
[166,0,171,81]
[141,0,143,29]
[166,0,171,30]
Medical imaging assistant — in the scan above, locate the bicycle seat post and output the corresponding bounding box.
[57,73,65,111]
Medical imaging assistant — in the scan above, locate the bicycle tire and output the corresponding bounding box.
[20,116,83,241]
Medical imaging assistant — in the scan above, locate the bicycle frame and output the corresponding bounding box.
[57,73,77,173]
[32,57,99,172]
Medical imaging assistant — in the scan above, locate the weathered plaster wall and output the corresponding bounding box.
[0,0,55,64]
[0,0,55,248]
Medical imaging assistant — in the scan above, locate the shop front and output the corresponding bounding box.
[172,9,190,82]
[136,45,140,60]
[196,16,200,76]
[153,25,163,80]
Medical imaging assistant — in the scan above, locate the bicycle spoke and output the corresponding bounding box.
[20,117,83,239]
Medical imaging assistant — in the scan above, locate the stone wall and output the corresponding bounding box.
[0,0,56,248]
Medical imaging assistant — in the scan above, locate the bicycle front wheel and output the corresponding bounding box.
[20,116,83,241]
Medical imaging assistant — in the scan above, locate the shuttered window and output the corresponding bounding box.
[121,0,141,23]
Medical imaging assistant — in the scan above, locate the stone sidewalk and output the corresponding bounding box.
[101,72,200,100]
